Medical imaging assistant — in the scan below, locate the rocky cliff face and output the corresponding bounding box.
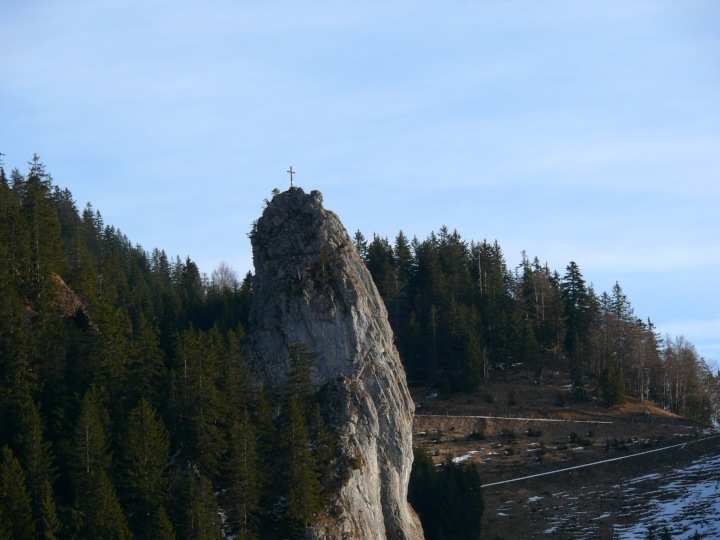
[246,187,424,540]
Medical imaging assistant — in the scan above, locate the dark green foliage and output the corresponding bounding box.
[67,388,132,539]
[0,156,716,537]
[181,467,223,540]
[600,348,626,407]
[0,446,36,539]
[224,408,260,539]
[129,315,167,405]
[79,469,132,539]
[70,387,112,481]
[281,397,322,534]
[14,399,58,528]
[120,398,171,538]
[355,225,713,425]
[172,326,227,478]
[408,447,484,539]
[38,478,62,539]
[561,262,593,399]
[0,157,274,536]
[154,506,177,540]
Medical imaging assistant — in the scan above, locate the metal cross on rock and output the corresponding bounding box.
[287,166,295,187]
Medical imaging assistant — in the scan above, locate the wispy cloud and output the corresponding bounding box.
[1,0,718,359]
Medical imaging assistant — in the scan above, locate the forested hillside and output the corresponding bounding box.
[0,155,714,538]
[0,156,484,539]
[354,230,719,423]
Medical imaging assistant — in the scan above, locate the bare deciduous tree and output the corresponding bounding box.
[211,261,239,292]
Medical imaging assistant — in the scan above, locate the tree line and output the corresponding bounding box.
[1,156,713,538]
[0,156,361,538]
[354,228,719,422]
[0,158,483,539]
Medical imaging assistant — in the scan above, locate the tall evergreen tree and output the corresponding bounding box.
[91,304,133,405]
[154,505,176,540]
[129,315,167,405]
[70,387,112,481]
[0,445,36,539]
[120,397,171,538]
[80,469,132,540]
[68,386,126,538]
[408,447,483,540]
[222,327,254,416]
[38,478,62,540]
[561,261,593,355]
[352,230,368,260]
[224,408,260,539]
[282,397,321,535]
[19,155,66,301]
[365,234,395,301]
[600,347,626,407]
[561,262,594,398]
[174,326,226,479]
[182,468,223,540]
[15,399,57,528]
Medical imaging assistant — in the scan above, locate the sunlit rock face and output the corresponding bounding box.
[246,187,423,539]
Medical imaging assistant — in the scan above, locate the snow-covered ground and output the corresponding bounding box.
[614,453,720,539]
[492,450,720,539]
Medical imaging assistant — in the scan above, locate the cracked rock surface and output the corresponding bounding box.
[246,187,423,539]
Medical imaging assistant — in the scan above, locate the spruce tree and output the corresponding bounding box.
[154,505,176,540]
[70,387,112,481]
[81,469,132,540]
[562,262,594,399]
[0,445,35,539]
[66,386,133,537]
[0,257,36,441]
[38,478,62,540]
[282,397,321,535]
[129,315,167,405]
[120,397,171,538]
[182,468,223,540]
[222,327,254,416]
[224,408,260,539]
[19,155,66,300]
[408,447,483,540]
[15,399,57,527]
[600,347,626,407]
[175,326,226,479]
[91,304,133,402]
[308,402,335,479]
[353,230,368,259]
[561,262,593,358]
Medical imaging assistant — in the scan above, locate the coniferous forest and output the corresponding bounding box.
[355,230,719,421]
[0,155,716,539]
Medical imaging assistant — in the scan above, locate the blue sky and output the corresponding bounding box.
[2,1,719,363]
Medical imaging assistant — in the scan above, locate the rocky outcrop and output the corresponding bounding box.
[246,187,424,539]
[51,274,86,318]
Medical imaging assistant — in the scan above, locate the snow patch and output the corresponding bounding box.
[452,450,478,463]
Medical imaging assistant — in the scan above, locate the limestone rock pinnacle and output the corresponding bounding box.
[246,187,424,539]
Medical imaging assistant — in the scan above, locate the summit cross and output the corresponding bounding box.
[287,166,295,187]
